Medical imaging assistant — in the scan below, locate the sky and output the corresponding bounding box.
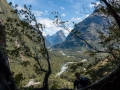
[6,0,97,36]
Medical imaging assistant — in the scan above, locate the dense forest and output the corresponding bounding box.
[0,0,120,90]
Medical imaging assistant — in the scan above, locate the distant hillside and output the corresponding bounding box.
[52,14,109,51]
[46,30,66,46]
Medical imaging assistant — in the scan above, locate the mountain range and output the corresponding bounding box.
[45,30,66,47]
[52,13,109,51]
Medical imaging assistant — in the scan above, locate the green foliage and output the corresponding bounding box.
[21,61,30,67]
[14,73,25,88]
[50,83,60,90]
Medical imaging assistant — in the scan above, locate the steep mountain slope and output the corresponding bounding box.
[53,14,109,50]
[0,0,19,21]
[46,30,66,46]
[0,0,46,83]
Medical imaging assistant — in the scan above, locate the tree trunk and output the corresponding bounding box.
[33,32,51,90]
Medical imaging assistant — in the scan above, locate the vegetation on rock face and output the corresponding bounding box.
[1,0,52,89]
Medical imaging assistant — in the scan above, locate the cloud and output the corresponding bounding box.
[96,2,100,5]
[89,1,100,8]
[86,14,89,17]
[36,18,72,36]
[89,4,94,8]
[63,27,72,36]
[61,14,66,17]
[32,10,43,17]
[15,6,43,18]
[17,5,24,10]
[71,17,82,23]
[60,7,65,10]
[42,31,47,36]
[37,18,65,36]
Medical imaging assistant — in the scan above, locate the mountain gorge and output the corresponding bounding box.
[53,14,109,51]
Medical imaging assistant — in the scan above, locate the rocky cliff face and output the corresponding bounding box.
[46,30,66,46]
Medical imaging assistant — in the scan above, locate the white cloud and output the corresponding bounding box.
[63,27,72,36]
[16,6,43,18]
[61,14,66,17]
[60,7,65,10]
[37,18,65,36]
[71,17,82,23]
[96,2,100,6]
[86,14,89,17]
[89,2,100,8]
[16,5,43,17]
[32,10,43,17]
[36,18,72,36]
[17,5,24,10]
[89,4,94,8]
[42,31,47,36]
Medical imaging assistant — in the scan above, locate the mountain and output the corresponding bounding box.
[52,14,109,50]
[0,0,48,79]
[45,30,66,46]
[0,0,19,21]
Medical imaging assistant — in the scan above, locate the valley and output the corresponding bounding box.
[9,48,109,89]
